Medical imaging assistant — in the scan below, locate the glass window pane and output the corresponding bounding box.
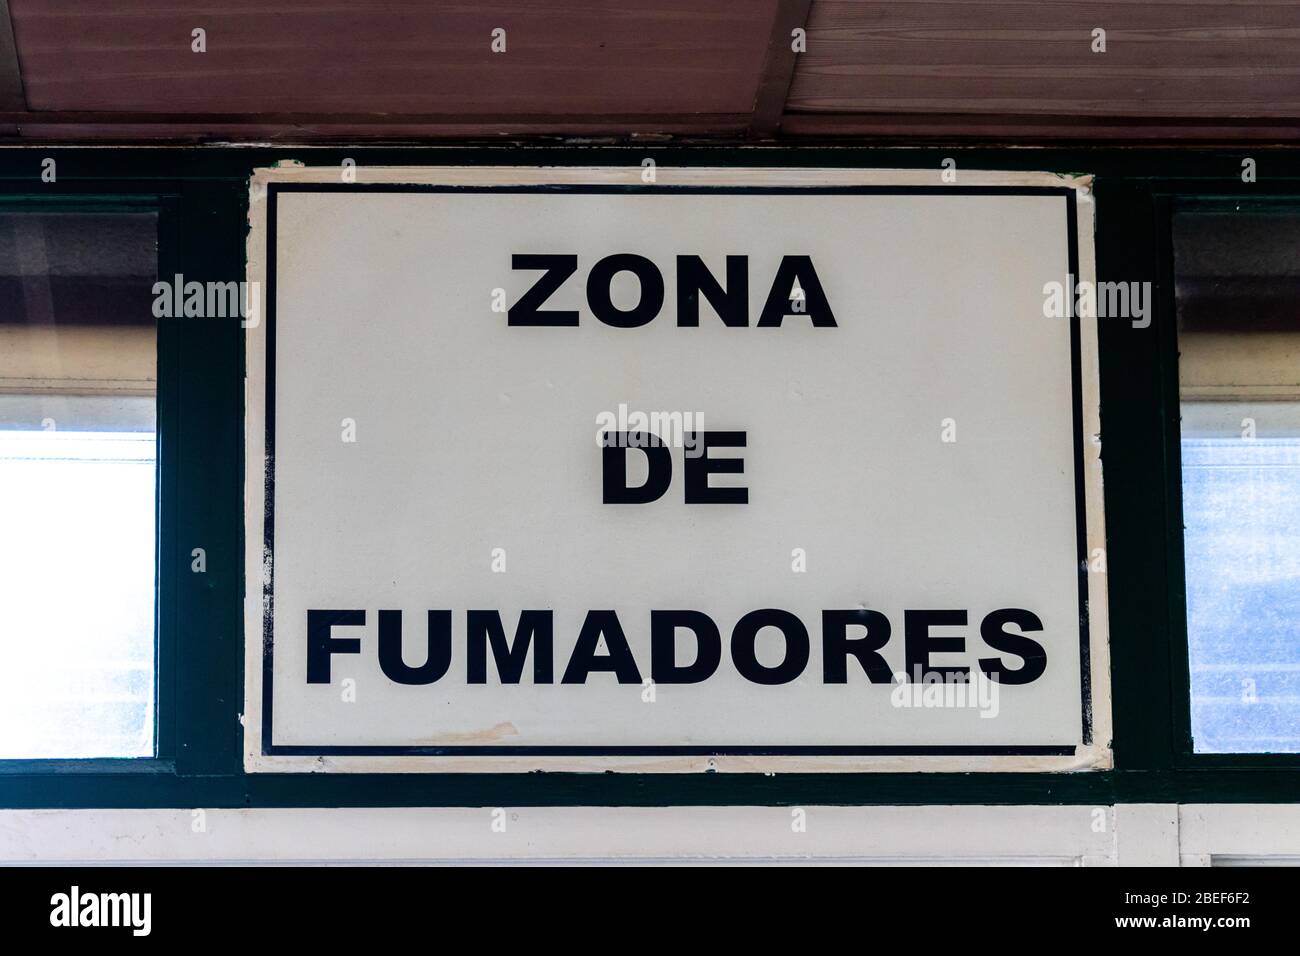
[1181,403,1300,753]
[0,421,155,757]
[0,212,157,759]
[1175,205,1300,754]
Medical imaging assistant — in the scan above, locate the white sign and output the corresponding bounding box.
[245,166,1110,773]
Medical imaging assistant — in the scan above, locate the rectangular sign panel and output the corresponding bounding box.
[245,166,1110,772]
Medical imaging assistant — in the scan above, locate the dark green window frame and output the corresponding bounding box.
[0,147,1295,808]
[0,190,179,777]
[1155,192,1300,771]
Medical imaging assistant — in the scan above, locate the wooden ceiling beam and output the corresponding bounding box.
[749,0,812,139]
[780,112,1300,143]
[0,1,26,112]
[1,112,754,143]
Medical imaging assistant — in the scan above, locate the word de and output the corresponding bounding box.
[602,430,746,503]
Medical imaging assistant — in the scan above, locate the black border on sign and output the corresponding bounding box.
[261,182,1089,759]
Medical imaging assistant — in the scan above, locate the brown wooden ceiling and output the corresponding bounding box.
[0,0,1296,142]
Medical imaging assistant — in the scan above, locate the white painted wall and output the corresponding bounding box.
[0,804,1296,865]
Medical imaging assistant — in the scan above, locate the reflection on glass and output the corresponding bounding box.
[1182,426,1300,753]
[1175,203,1300,754]
[0,430,155,757]
[0,210,158,759]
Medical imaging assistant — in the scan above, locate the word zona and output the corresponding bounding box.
[508,254,837,327]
